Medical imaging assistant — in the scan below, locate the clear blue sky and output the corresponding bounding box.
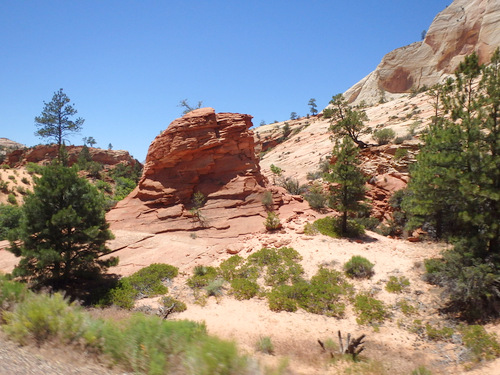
[1,0,451,162]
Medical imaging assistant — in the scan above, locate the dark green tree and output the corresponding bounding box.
[403,50,500,318]
[35,89,84,162]
[82,136,97,147]
[328,94,371,148]
[308,98,318,116]
[327,137,367,236]
[178,99,203,114]
[8,164,117,288]
[290,112,297,120]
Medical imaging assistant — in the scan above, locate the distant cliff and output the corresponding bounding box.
[344,0,500,105]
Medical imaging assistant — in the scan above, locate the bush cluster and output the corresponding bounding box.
[343,256,375,279]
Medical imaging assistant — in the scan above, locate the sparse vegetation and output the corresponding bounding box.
[385,276,410,293]
[344,256,375,279]
[353,292,388,326]
[264,211,281,231]
[256,336,274,355]
[373,128,396,145]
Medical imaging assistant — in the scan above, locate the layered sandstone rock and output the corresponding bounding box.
[107,108,288,235]
[344,0,500,105]
[5,144,138,169]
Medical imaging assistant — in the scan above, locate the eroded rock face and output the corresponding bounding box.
[345,0,500,104]
[108,108,278,234]
[6,144,138,168]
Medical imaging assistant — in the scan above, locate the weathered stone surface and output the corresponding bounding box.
[5,144,138,168]
[107,108,276,234]
[344,0,500,105]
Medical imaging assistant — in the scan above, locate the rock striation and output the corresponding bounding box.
[344,0,500,105]
[107,108,284,235]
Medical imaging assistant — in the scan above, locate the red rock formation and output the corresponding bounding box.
[6,145,138,169]
[108,108,280,235]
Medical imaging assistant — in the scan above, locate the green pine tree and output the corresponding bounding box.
[327,137,367,236]
[9,164,117,288]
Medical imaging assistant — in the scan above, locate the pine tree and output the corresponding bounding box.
[328,94,371,148]
[327,137,367,236]
[308,98,318,116]
[9,165,117,288]
[35,89,84,162]
[403,50,500,318]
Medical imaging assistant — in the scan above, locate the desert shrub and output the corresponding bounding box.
[20,177,30,185]
[187,266,218,289]
[313,216,365,238]
[161,295,187,313]
[322,108,334,119]
[394,133,413,144]
[267,285,298,312]
[425,324,454,342]
[394,148,409,160]
[0,180,9,193]
[7,193,17,205]
[460,325,500,362]
[304,183,327,210]
[354,293,388,326]
[0,274,28,314]
[344,256,375,279]
[279,177,307,195]
[218,255,244,281]
[373,128,396,145]
[248,247,304,287]
[3,292,86,345]
[261,191,274,211]
[385,276,410,293]
[396,299,417,316]
[297,268,352,317]
[0,203,22,240]
[270,164,282,176]
[230,278,259,300]
[16,186,27,195]
[303,222,319,235]
[264,211,281,231]
[26,162,44,175]
[106,264,179,309]
[205,279,225,297]
[256,336,274,355]
[8,175,16,181]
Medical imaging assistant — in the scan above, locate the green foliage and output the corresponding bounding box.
[385,276,410,293]
[114,176,136,201]
[106,263,179,309]
[344,256,375,279]
[312,216,365,238]
[3,292,86,345]
[248,247,303,287]
[205,278,225,297]
[256,336,274,355]
[402,51,500,318]
[328,94,371,147]
[111,162,143,184]
[0,274,28,313]
[270,164,282,176]
[424,324,454,342]
[264,211,281,231]
[161,295,187,313]
[25,162,44,175]
[308,98,318,116]
[8,165,116,288]
[354,293,388,325]
[187,266,218,289]
[261,191,274,211]
[327,137,367,236]
[7,193,17,205]
[304,182,327,210]
[0,180,9,193]
[94,179,112,194]
[373,128,396,145]
[0,204,22,240]
[460,325,500,362]
[394,148,409,160]
[229,278,259,300]
[267,285,299,312]
[34,89,84,162]
[396,299,417,316]
[303,222,319,236]
[192,191,206,209]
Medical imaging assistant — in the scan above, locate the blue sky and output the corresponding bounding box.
[1,0,451,162]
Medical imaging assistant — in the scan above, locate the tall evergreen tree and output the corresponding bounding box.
[403,50,500,318]
[9,165,117,288]
[35,89,84,162]
[308,98,318,116]
[327,137,367,236]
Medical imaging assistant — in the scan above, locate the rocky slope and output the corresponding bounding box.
[344,0,500,105]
